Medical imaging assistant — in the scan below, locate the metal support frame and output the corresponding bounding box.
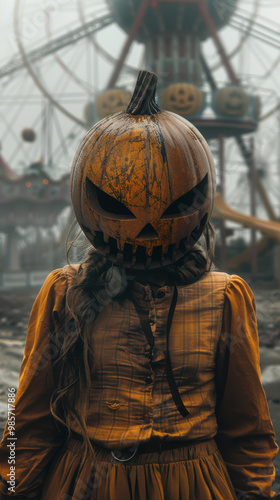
[200,53,216,90]
[148,0,240,83]
[6,228,20,271]
[196,0,239,84]
[105,0,277,225]
[236,136,277,221]
[106,0,239,88]
[0,14,113,79]
[201,35,277,221]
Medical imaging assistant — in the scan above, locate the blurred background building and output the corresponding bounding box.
[0,0,280,287]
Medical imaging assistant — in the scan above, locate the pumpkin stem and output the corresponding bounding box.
[126,71,160,116]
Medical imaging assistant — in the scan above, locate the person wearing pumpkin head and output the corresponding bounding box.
[0,71,278,500]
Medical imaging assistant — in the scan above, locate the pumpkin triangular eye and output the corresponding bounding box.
[161,174,208,218]
[86,178,136,218]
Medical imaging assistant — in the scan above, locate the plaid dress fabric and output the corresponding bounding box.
[0,266,278,500]
[84,272,229,449]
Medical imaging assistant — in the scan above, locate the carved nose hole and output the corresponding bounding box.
[136,224,159,239]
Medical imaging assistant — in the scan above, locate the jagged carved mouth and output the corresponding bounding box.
[82,213,208,268]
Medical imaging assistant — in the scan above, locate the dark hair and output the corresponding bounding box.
[50,220,215,470]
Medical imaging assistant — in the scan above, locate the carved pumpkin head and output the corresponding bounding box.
[96,88,132,119]
[214,86,250,117]
[160,83,204,117]
[71,71,216,269]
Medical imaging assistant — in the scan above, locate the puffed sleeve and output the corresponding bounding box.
[215,274,279,499]
[0,268,69,499]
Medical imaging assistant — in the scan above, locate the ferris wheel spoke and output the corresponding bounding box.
[52,110,74,166]
[209,0,260,72]
[0,0,278,243]
[47,40,91,96]
[235,136,277,221]
[12,0,118,128]
[1,75,32,143]
[77,0,141,77]
[261,102,280,121]
[247,38,280,90]
[197,0,239,84]
[45,9,96,95]
[106,0,151,89]
[229,20,280,49]
[261,53,280,81]
[51,122,81,167]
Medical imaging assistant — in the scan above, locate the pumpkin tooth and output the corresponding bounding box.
[182,238,191,251]
[162,242,169,254]
[163,255,172,266]
[131,255,137,266]
[103,233,110,243]
[176,248,184,260]
[146,246,153,257]
[116,251,123,265]
[173,248,181,261]
[123,243,133,264]
[146,256,152,268]
[117,240,125,252]
[170,245,175,260]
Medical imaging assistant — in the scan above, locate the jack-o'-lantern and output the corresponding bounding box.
[96,88,132,119]
[71,71,216,269]
[214,86,250,117]
[160,83,204,117]
[22,128,36,142]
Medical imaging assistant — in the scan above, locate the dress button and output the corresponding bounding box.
[156,290,165,299]
[144,376,153,384]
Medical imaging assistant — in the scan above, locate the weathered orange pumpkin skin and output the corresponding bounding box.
[96,89,132,119]
[71,110,216,267]
[160,84,204,117]
[214,86,250,117]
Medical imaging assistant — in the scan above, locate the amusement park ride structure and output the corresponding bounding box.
[0,0,280,280]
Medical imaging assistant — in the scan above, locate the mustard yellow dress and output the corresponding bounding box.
[0,266,278,499]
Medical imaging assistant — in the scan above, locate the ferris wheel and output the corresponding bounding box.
[0,0,280,272]
[0,0,278,175]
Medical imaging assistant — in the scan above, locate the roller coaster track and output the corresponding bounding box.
[0,14,113,80]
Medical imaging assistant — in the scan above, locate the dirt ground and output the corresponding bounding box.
[0,281,280,493]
